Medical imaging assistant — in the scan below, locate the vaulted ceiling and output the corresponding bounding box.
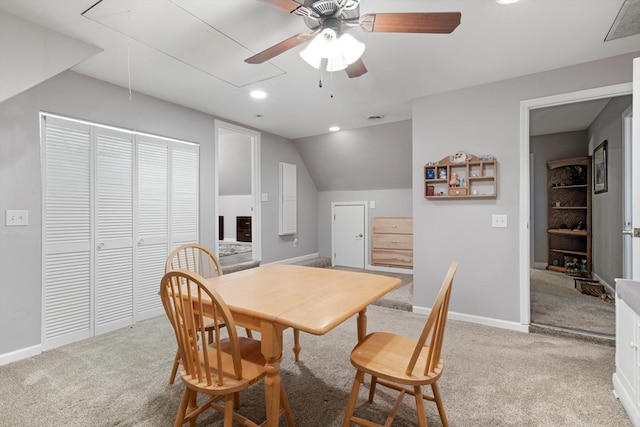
[0,0,639,139]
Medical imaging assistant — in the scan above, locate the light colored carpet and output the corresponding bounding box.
[530,268,615,337]
[0,304,629,426]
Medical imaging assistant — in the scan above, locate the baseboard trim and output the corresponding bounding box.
[366,264,414,274]
[413,306,529,333]
[267,253,320,265]
[0,344,41,366]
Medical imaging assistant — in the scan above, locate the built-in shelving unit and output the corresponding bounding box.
[546,156,592,277]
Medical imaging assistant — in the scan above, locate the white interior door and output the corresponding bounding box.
[631,57,640,280]
[94,127,134,335]
[332,203,366,268]
[135,135,169,321]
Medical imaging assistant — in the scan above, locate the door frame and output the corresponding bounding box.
[331,201,368,268]
[214,120,261,262]
[623,105,633,279]
[519,82,633,326]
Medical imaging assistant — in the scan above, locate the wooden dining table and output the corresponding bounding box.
[201,264,402,427]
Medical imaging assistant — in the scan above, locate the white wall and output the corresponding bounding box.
[412,51,639,326]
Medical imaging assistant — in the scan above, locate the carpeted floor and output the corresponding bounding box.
[0,304,628,426]
[530,268,615,338]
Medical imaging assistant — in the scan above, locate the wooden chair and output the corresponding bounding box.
[165,243,254,385]
[342,261,458,427]
[160,269,295,427]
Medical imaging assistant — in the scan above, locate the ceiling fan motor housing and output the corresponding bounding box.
[302,0,360,32]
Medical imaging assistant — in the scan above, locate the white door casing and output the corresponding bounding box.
[519,82,633,326]
[632,57,640,280]
[332,202,367,269]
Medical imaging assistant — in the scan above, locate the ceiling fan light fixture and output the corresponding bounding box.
[326,52,348,72]
[300,28,365,72]
[338,33,365,65]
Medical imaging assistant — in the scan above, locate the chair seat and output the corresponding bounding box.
[351,332,444,386]
[182,337,266,394]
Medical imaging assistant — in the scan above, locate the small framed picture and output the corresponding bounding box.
[426,185,434,196]
[593,140,607,194]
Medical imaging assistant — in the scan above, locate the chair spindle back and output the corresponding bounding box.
[165,243,223,278]
[406,261,458,377]
[160,269,242,386]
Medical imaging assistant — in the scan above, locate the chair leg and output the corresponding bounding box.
[169,349,180,385]
[280,380,295,426]
[224,395,234,427]
[413,385,428,427]
[293,329,301,362]
[245,328,253,339]
[174,388,191,427]
[431,382,448,427]
[342,370,365,427]
[368,375,378,403]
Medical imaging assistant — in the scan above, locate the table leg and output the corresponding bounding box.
[261,321,285,427]
[357,308,367,342]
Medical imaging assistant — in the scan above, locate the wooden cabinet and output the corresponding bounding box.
[371,217,413,269]
[546,157,591,277]
[424,153,497,199]
[236,216,252,242]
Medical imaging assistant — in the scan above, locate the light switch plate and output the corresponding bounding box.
[6,209,28,226]
[491,214,507,228]
[261,193,268,202]
[370,200,376,209]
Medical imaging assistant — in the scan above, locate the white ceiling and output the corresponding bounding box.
[0,0,639,139]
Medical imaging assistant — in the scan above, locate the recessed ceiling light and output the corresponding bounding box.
[250,90,267,99]
[329,126,340,132]
[496,0,519,4]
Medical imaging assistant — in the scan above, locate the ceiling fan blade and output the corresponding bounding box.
[245,32,316,64]
[257,0,303,14]
[345,58,367,78]
[360,12,461,34]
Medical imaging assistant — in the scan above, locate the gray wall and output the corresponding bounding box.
[293,120,412,191]
[260,135,318,262]
[0,70,317,356]
[412,52,639,324]
[317,189,413,262]
[530,131,588,265]
[219,131,251,196]
[588,96,632,287]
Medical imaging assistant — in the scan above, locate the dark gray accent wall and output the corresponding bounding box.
[530,131,589,265]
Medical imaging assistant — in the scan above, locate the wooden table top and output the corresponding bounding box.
[205,264,402,335]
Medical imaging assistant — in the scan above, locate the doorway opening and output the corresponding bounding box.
[214,121,261,268]
[520,83,632,339]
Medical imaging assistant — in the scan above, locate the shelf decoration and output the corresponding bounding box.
[424,152,497,199]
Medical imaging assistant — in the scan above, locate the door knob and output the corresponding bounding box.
[355,233,363,238]
[97,242,105,250]
[137,239,144,247]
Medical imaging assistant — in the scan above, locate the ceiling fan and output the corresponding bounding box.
[245,0,461,78]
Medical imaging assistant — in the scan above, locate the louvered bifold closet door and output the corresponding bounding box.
[135,135,169,320]
[170,142,199,248]
[42,116,92,350]
[94,128,134,335]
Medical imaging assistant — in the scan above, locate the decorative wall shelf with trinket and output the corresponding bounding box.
[424,152,497,199]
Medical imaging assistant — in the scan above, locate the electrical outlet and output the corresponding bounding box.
[261,193,269,202]
[491,214,507,228]
[293,238,298,247]
[6,209,28,226]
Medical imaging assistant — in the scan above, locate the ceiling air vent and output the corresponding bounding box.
[367,114,385,121]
